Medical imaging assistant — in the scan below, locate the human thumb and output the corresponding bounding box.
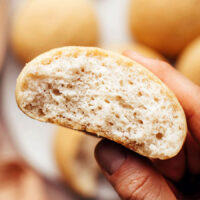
[95,140,176,200]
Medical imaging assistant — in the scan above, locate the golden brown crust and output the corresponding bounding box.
[11,0,98,63]
[103,43,166,61]
[54,127,100,198]
[177,37,200,85]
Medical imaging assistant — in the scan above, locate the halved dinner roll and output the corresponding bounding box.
[16,47,187,159]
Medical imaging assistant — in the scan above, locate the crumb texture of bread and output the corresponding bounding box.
[16,47,187,159]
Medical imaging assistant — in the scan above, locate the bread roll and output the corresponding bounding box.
[177,37,200,85]
[55,127,118,199]
[130,0,200,58]
[55,127,100,198]
[11,0,98,63]
[16,47,187,159]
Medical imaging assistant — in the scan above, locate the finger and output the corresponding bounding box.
[123,51,200,144]
[95,140,176,200]
[152,148,186,182]
[186,132,200,174]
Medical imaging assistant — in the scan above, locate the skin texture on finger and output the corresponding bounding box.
[152,148,186,182]
[186,132,200,174]
[123,51,200,144]
[95,140,176,200]
[166,180,181,199]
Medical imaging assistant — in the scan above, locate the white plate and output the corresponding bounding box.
[2,0,131,180]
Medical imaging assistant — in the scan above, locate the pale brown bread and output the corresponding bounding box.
[55,127,100,198]
[11,0,98,63]
[16,47,187,159]
[130,0,200,58]
[177,37,200,86]
[55,127,118,199]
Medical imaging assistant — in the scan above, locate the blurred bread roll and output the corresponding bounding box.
[0,161,47,200]
[177,37,200,85]
[104,43,165,60]
[130,0,200,58]
[11,0,98,63]
[55,128,118,199]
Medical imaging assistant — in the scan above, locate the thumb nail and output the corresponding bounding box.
[95,140,127,175]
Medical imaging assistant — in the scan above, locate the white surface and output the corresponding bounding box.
[2,0,131,179]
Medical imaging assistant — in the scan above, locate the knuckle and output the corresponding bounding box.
[116,174,152,200]
[127,175,150,200]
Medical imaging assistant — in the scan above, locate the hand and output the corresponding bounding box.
[95,51,200,200]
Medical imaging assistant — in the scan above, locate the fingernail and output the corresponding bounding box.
[95,140,127,175]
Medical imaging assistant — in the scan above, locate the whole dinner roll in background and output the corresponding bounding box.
[130,0,200,58]
[177,37,200,85]
[55,128,100,198]
[54,127,118,199]
[11,0,98,63]
[104,43,165,60]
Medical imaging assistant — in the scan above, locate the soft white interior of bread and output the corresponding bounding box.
[17,47,186,159]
